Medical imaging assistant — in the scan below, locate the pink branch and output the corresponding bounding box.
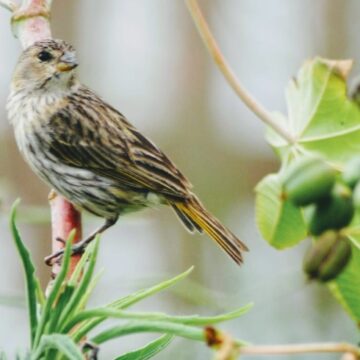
[49,192,82,277]
[11,0,51,48]
[8,0,82,277]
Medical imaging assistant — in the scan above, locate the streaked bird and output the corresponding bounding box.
[7,39,248,265]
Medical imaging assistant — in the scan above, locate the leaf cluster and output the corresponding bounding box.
[5,200,250,359]
[255,58,360,322]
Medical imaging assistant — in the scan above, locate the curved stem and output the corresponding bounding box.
[240,343,360,357]
[185,0,296,145]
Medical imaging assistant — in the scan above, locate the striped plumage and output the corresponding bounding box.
[7,39,248,265]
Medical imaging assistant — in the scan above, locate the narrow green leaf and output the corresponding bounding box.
[91,320,246,346]
[46,285,75,334]
[91,320,205,344]
[255,174,307,248]
[34,234,73,347]
[115,334,174,360]
[10,199,39,348]
[72,267,194,342]
[76,269,104,311]
[58,237,100,331]
[64,304,252,334]
[68,240,94,286]
[111,266,194,310]
[31,334,83,360]
[35,280,45,308]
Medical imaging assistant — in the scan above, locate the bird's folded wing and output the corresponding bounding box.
[45,99,192,200]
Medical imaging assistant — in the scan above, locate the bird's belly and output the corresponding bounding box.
[29,154,148,217]
[10,104,160,218]
[14,130,146,218]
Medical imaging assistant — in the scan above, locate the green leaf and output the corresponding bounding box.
[110,266,194,310]
[58,237,100,331]
[34,234,73,347]
[328,238,360,321]
[72,267,194,342]
[76,269,104,311]
[31,334,83,360]
[46,285,75,334]
[255,174,307,248]
[10,200,40,348]
[91,320,204,344]
[258,58,360,323]
[63,303,252,334]
[115,334,174,360]
[68,239,96,286]
[268,58,360,163]
[91,320,246,347]
[259,59,360,249]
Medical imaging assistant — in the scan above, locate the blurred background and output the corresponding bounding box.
[0,0,358,359]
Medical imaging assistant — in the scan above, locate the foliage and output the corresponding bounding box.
[255,58,360,322]
[3,201,251,359]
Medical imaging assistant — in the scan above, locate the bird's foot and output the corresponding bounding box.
[82,341,99,360]
[44,218,117,266]
[44,238,85,266]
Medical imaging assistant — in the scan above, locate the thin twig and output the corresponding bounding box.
[0,0,18,12]
[185,0,296,145]
[240,343,360,357]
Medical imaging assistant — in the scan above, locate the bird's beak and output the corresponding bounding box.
[56,51,78,72]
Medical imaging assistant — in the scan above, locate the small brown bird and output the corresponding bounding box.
[7,39,248,264]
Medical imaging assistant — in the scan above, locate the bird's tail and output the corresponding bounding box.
[171,197,248,265]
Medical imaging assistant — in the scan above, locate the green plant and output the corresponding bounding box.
[185,1,359,326]
[255,58,360,322]
[6,200,250,359]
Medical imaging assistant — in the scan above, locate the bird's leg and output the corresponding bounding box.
[44,217,118,266]
[82,341,99,360]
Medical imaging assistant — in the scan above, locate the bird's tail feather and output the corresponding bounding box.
[171,197,248,265]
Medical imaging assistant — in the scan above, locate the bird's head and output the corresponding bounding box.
[12,39,78,93]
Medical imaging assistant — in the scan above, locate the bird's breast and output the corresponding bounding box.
[7,91,65,169]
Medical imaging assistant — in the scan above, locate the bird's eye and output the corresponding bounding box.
[37,50,53,62]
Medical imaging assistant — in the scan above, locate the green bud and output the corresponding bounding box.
[318,237,352,281]
[303,232,352,282]
[308,183,354,235]
[303,231,337,277]
[283,155,336,207]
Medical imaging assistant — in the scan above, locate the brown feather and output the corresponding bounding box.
[172,197,248,265]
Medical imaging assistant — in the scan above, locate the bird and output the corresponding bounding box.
[7,39,248,265]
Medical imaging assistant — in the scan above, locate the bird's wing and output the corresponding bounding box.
[45,89,192,200]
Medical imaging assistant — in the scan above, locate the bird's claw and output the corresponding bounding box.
[82,341,99,360]
[44,242,85,266]
[44,249,64,266]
